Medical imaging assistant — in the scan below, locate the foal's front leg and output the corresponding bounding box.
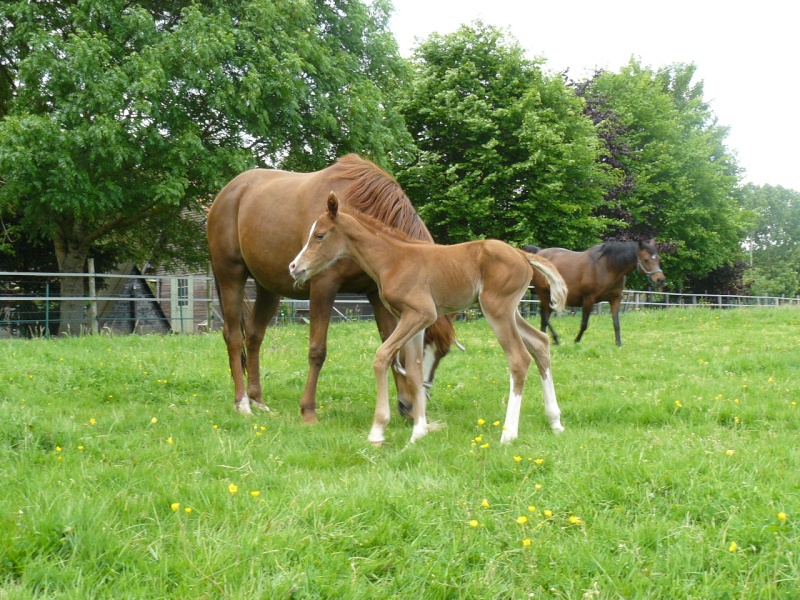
[369,310,433,445]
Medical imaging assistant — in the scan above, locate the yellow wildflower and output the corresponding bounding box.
[170,503,180,512]
[228,483,238,494]
[481,499,490,508]
[516,516,528,525]
[469,520,479,528]
[729,541,738,552]
[522,539,532,547]
[778,512,787,522]
[250,491,260,498]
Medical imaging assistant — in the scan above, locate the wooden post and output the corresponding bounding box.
[87,258,99,334]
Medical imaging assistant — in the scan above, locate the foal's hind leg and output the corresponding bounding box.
[516,313,564,433]
[481,301,533,445]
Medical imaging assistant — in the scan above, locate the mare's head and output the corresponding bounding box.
[289,192,348,286]
[636,240,666,288]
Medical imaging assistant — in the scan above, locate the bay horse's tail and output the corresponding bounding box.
[521,252,567,312]
[213,274,247,372]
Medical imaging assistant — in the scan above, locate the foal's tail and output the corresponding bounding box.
[521,252,567,312]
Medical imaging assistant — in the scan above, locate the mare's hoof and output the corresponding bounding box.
[301,410,319,425]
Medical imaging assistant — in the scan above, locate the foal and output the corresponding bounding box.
[289,193,568,445]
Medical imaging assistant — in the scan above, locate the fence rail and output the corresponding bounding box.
[1,271,798,338]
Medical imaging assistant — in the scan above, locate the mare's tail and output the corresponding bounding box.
[214,274,247,372]
[521,252,567,312]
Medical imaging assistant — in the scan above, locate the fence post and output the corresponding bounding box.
[87,258,99,334]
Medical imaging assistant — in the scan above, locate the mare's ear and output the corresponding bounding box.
[327,192,339,219]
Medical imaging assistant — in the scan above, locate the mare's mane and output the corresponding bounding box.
[330,154,431,241]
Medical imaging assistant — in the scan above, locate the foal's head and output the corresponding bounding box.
[289,192,348,286]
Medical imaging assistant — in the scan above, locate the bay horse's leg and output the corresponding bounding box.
[609,295,623,346]
[575,300,594,343]
[244,284,280,412]
[299,282,339,424]
[214,266,252,414]
[370,310,435,445]
[537,290,561,345]
[516,313,564,434]
[480,297,532,445]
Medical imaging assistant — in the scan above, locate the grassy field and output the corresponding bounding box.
[1,308,798,599]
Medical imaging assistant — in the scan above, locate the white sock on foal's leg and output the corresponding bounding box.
[501,374,522,444]
[541,368,564,433]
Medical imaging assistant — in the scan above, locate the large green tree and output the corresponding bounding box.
[741,183,800,297]
[581,62,745,289]
[395,22,618,247]
[0,0,412,333]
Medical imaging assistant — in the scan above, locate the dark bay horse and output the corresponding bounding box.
[207,154,456,419]
[290,192,568,445]
[524,241,666,346]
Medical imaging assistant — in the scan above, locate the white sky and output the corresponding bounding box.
[389,0,799,192]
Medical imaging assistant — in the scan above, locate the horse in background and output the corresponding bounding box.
[524,241,666,346]
[207,154,456,420]
[290,192,568,445]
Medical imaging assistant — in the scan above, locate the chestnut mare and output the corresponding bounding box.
[290,192,568,445]
[523,241,666,346]
[207,154,456,420]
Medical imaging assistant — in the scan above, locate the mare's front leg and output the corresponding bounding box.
[299,280,339,423]
[243,285,281,412]
[516,313,564,434]
[370,310,434,445]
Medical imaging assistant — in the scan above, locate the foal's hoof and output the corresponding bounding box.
[234,398,253,415]
[252,401,270,412]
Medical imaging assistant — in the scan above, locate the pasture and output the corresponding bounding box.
[1,308,798,599]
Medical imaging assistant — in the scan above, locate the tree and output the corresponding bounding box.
[581,62,746,289]
[0,0,412,333]
[395,22,618,247]
[741,183,800,297]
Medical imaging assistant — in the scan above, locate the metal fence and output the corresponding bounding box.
[1,270,798,338]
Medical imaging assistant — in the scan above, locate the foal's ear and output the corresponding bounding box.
[326,192,339,219]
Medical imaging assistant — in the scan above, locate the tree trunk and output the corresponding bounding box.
[54,223,91,336]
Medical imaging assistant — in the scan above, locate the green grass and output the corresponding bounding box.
[1,308,798,599]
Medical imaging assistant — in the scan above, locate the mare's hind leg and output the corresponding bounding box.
[214,266,251,413]
[516,313,564,433]
[242,284,280,413]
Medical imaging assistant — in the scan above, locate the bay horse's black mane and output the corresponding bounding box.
[592,240,657,271]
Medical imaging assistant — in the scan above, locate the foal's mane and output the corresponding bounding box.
[330,154,432,242]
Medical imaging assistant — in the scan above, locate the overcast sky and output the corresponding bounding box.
[388,0,799,192]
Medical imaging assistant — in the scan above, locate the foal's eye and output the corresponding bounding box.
[315,233,325,241]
